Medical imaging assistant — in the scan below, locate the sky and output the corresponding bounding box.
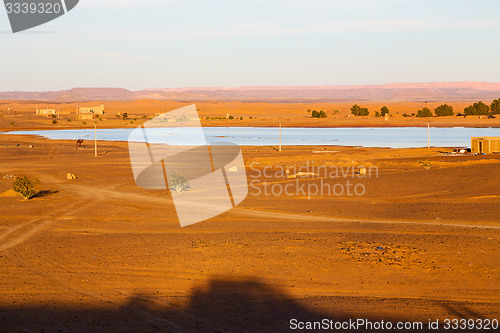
[1,0,500,91]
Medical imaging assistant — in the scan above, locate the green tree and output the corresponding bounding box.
[380,106,389,116]
[490,98,500,114]
[434,104,454,117]
[122,113,128,119]
[311,110,327,118]
[464,101,490,115]
[13,176,40,199]
[351,104,369,116]
[416,107,433,118]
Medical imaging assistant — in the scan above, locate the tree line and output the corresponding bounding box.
[347,98,500,117]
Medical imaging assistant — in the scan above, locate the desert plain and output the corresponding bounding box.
[0,101,499,332]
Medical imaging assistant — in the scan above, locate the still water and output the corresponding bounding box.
[5,127,500,148]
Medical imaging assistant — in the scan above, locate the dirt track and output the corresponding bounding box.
[0,134,498,332]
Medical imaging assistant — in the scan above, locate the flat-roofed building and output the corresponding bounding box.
[471,137,500,154]
[79,105,105,115]
[36,106,56,116]
[78,114,94,120]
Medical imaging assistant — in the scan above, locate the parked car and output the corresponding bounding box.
[488,115,496,119]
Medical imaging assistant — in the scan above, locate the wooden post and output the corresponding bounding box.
[279,122,282,152]
[94,124,98,157]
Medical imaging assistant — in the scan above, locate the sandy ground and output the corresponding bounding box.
[0,133,498,332]
[1,99,500,130]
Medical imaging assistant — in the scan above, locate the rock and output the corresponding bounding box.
[66,173,77,180]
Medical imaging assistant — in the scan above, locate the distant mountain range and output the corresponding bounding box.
[1,82,500,102]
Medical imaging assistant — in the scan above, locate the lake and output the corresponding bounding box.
[4,127,500,148]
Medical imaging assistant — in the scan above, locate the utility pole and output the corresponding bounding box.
[94,124,98,157]
[279,122,282,152]
[427,121,430,148]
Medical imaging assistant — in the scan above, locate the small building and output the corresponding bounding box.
[79,105,105,115]
[78,114,94,120]
[36,106,56,116]
[471,137,500,154]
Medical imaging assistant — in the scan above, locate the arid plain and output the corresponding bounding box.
[0,101,499,332]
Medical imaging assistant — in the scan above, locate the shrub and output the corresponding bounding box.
[228,115,234,120]
[240,116,243,120]
[375,111,380,117]
[434,104,454,117]
[418,159,432,169]
[380,106,389,116]
[52,120,57,124]
[13,176,40,199]
[311,110,327,118]
[490,98,500,114]
[464,101,490,115]
[416,107,433,118]
[168,172,190,192]
[351,104,369,116]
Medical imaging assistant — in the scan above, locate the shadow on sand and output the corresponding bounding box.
[33,189,59,198]
[0,276,496,332]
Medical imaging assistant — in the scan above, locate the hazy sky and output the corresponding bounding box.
[1,0,500,91]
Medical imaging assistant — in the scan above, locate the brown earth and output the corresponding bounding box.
[1,99,499,131]
[0,133,498,332]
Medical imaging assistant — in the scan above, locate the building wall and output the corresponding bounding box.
[36,109,56,115]
[78,114,94,120]
[79,105,105,114]
[471,137,500,154]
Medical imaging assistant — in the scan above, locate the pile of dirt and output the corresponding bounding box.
[0,189,21,197]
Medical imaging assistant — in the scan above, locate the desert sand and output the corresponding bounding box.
[0,126,498,332]
[1,99,499,131]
